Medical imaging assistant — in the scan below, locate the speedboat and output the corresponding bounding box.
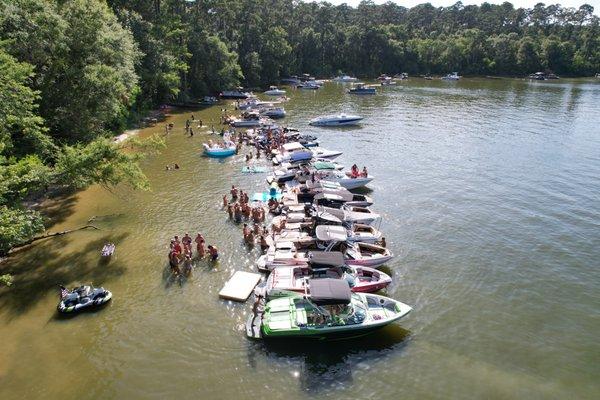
[313,192,373,208]
[203,141,236,158]
[309,114,363,127]
[246,279,412,339]
[297,80,321,90]
[378,75,396,85]
[237,99,273,110]
[311,147,343,160]
[347,223,383,244]
[264,86,286,96]
[316,170,373,190]
[57,285,112,313]
[315,226,392,268]
[348,83,376,95]
[441,72,460,81]
[256,241,306,271]
[318,205,381,226]
[333,75,358,83]
[221,89,251,99]
[260,107,286,119]
[272,142,313,165]
[230,112,270,127]
[265,253,391,297]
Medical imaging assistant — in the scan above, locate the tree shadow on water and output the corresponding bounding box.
[0,233,129,320]
[247,324,411,395]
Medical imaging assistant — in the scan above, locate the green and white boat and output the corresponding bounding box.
[246,279,412,340]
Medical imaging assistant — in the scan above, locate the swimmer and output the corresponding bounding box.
[207,245,219,261]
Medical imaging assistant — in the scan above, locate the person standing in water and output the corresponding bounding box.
[195,233,205,258]
[207,245,219,261]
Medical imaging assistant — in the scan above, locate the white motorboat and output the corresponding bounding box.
[319,205,381,226]
[333,75,358,83]
[309,114,364,127]
[297,80,321,90]
[313,192,373,208]
[442,72,460,81]
[230,111,272,127]
[237,99,273,110]
[264,86,287,96]
[256,241,306,271]
[272,142,313,165]
[260,107,286,119]
[315,170,373,190]
[347,223,383,244]
[314,226,393,268]
[311,147,343,160]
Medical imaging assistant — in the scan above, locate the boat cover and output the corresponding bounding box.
[313,161,336,171]
[315,225,348,241]
[309,278,351,305]
[283,142,305,152]
[308,251,345,267]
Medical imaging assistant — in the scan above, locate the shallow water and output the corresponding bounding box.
[1,78,599,400]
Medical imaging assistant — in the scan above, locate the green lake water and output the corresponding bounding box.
[1,78,599,399]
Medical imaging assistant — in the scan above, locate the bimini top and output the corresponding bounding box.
[308,251,345,268]
[309,278,351,305]
[315,225,348,242]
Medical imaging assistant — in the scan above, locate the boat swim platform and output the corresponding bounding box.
[219,271,262,302]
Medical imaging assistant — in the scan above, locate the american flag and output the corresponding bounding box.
[59,286,69,299]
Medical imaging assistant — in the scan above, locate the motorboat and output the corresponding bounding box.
[346,223,383,244]
[348,83,376,95]
[441,72,460,81]
[264,86,287,96]
[378,75,396,85]
[311,147,343,160]
[529,72,546,80]
[272,142,313,165]
[313,192,373,208]
[344,242,393,268]
[246,279,412,339]
[318,205,381,226]
[297,80,321,90]
[256,241,306,271]
[230,112,271,127]
[260,107,286,119]
[237,99,273,110]
[281,76,302,85]
[57,285,112,313]
[315,170,373,190]
[203,141,236,158]
[221,88,251,99]
[309,114,363,127]
[315,225,392,268]
[265,253,391,297]
[333,75,358,83]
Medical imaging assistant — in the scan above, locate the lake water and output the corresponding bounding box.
[1,78,599,400]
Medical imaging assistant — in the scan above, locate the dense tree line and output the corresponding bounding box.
[0,0,599,256]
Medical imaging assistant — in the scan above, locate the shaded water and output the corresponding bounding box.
[1,78,599,399]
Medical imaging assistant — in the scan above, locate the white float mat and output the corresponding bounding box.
[219,271,262,302]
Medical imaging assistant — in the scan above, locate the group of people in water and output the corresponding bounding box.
[223,185,273,251]
[168,232,219,276]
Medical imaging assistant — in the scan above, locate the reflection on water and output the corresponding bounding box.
[1,78,600,400]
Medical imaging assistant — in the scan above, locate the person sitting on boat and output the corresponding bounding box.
[351,164,360,178]
[361,166,368,177]
[207,245,219,261]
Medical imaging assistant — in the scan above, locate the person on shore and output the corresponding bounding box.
[230,185,238,200]
[242,203,251,219]
[195,233,206,257]
[207,245,219,261]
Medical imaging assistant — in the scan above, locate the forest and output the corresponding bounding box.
[0,0,599,256]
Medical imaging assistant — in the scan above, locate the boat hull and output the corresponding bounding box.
[309,118,363,127]
[204,148,236,158]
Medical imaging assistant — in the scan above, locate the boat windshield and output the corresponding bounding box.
[300,297,366,326]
